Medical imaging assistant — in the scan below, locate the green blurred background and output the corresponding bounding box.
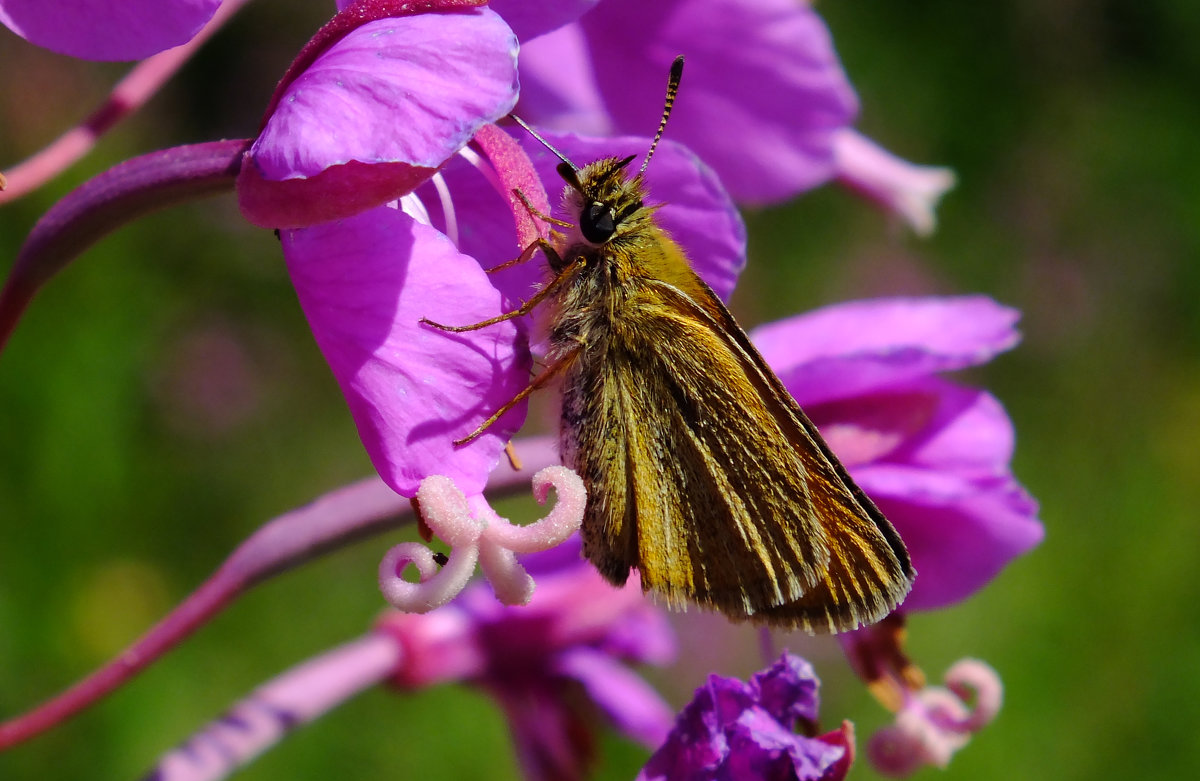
[2,1,1198,778]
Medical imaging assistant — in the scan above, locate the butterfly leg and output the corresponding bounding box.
[421,253,580,333]
[453,347,580,446]
[484,189,573,274]
[514,188,574,230]
[485,235,558,274]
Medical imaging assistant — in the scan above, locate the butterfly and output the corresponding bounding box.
[426,57,913,633]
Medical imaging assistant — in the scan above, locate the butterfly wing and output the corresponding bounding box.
[562,273,913,634]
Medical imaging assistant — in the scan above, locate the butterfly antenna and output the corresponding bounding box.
[638,55,685,177]
[510,114,587,191]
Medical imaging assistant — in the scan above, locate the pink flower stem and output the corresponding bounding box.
[0,0,249,204]
[0,436,560,750]
[0,139,249,357]
[143,634,403,781]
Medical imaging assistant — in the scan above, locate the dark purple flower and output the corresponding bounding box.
[379,547,676,781]
[753,296,1043,611]
[638,653,853,781]
[0,0,223,60]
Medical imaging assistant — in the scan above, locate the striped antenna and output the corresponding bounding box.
[638,56,685,177]
[510,114,587,191]
[511,115,578,173]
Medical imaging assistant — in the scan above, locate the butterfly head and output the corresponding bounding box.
[558,156,647,246]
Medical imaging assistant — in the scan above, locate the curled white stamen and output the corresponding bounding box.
[377,466,586,614]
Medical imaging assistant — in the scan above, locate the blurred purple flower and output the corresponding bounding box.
[379,545,676,781]
[638,653,853,781]
[516,0,856,204]
[0,0,222,60]
[833,131,956,238]
[510,0,954,227]
[753,296,1043,611]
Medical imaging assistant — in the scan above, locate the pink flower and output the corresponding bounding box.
[237,1,521,229]
[755,296,1043,610]
[515,0,858,204]
[380,545,676,781]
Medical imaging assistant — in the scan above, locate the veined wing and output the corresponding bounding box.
[574,276,913,633]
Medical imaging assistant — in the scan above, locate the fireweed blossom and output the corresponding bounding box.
[504,0,955,232]
[248,15,1037,767]
[750,296,1043,774]
[381,540,677,781]
[638,653,854,781]
[145,531,678,781]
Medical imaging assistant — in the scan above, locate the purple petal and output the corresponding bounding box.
[556,648,675,747]
[638,679,736,780]
[577,0,858,202]
[834,130,956,236]
[411,149,548,310]
[282,205,530,497]
[0,0,220,61]
[890,381,1016,473]
[598,602,677,667]
[755,296,1021,406]
[807,390,943,468]
[809,380,1014,471]
[518,532,587,576]
[242,9,517,225]
[859,466,1043,610]
[238,158,442,230]
[728,708,845,780]
[513,23,613,135]
[639,656,835,781]
[489,0,600,40]
[749,653,821,726]
[492,685,595,781]
[521,131,747,300]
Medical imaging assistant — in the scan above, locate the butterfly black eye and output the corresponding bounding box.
[580,202,617,244]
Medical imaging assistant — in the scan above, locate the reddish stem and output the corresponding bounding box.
[0,436,559,750]
[0,0,249,204]
[0,139,248,356]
